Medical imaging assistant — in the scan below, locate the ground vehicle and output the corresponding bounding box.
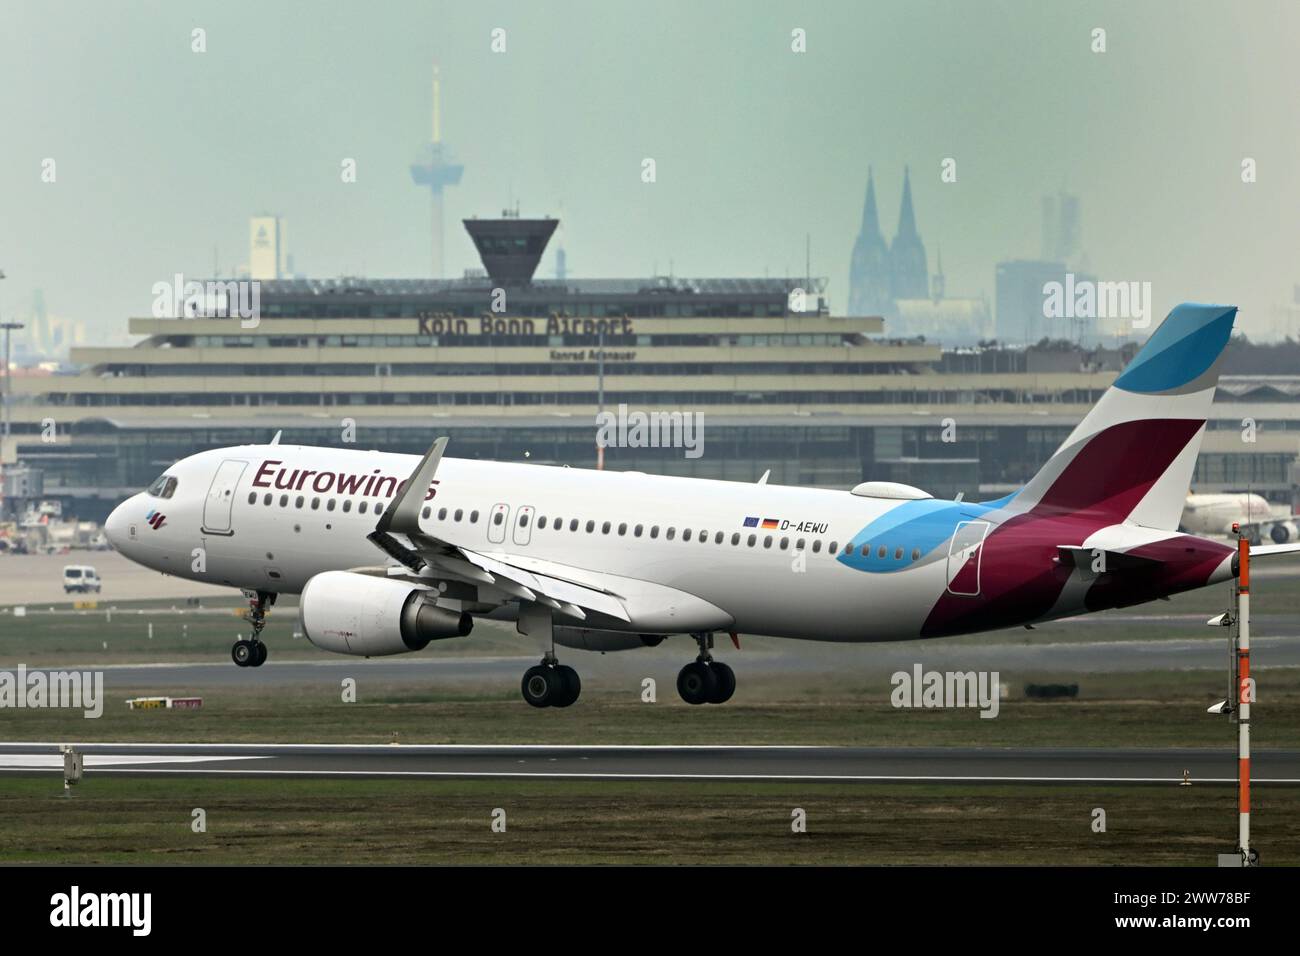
[62,565,102,594]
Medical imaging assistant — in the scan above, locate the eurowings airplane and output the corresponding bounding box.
[105,303,1300,707]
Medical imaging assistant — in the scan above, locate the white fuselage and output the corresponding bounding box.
[1181,493,1289,538]
[106,444,990,643]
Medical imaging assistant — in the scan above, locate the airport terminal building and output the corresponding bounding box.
[10,217,1300,520]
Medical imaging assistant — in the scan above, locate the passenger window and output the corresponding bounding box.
[601,521,611,534]
[295,496,304,509]
[861,543,871,556]
[747,534,756,547]
[796,538,805,551]
[359,501,369,515]
[375,502,385,515]
[763,536,772,548]
[516,512,525,526]
[279,494,289,507]
[247,492,256,505]
[634,524,643,537]
[343,500,352,513]
[327,499,336,512]
[586,520,595,532]
[650,526,659,539]
[455,509,463,522]
[618,523,627,535]
[311,498,320,510]
[812,540,822,554]
[829,540,838,553]
[714,531,723,544]
[731,532,740,545]
[894,547,904,560]
[912,547,921,560]
[667,528,676,540]
[538,516,548,530]
[683,529,692,542]
[492,511,502,525]
[569,519,578,531]
[471,510,480,523]
[877,546,887,558]
[263,493,272,506]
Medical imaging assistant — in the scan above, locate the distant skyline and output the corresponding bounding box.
[2,0,1298,347]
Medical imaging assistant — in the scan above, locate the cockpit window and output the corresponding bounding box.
[146,475,179,499]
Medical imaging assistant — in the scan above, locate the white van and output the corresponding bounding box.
[63,565,102,594]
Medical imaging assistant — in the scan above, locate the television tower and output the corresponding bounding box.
[410,64,464,278]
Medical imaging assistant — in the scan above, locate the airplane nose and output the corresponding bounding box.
[104,498,131,550]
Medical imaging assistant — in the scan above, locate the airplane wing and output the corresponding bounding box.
[1234,513,1300,531]
[364,437,733,632]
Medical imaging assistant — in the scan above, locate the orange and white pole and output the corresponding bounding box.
[1236,527,1253,864]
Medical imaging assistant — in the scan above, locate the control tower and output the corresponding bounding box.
[410,64,464,278]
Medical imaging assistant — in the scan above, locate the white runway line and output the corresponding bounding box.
[0,754,271,769]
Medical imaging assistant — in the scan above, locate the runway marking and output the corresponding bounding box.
[0,755,270,769]
[22,768,1300,784]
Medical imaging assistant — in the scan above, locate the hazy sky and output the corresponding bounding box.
[1,0,1297,344]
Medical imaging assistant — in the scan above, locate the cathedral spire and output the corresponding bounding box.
[896,165,918,239]
[860,166,882,239]
[888,165,928,301]
[848,167,891,317]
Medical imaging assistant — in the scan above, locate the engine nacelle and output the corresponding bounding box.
[300,571,472,657]
[553,626,665,652]
[1270,521,1296,544]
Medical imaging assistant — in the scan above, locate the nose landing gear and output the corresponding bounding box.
[232,590,275,668]
[677,632,735,705]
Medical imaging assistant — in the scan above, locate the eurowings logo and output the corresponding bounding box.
[144,510,166,530]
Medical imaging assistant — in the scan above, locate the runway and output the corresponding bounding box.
[3,742,1299,784]
[56,631,1300,691]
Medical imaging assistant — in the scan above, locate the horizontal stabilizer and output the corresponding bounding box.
[1252,542,1300,558]
[1056,546,1163,571]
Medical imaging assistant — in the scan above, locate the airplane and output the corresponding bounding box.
[104,302,1300,707]
[1180,492,1299,545]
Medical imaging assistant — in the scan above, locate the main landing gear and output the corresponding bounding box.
[232,590,275,668]
[517,602,580,708]
[677,632,735,705]
[521,655,582,709]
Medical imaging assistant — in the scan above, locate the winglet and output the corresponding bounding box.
[269,430,282,446]
[377,436,448,536]
[757,470,770,485]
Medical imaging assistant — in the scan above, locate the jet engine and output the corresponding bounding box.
[552,626,666,652]
[300,571,472,656]
[1270,521,1296,544]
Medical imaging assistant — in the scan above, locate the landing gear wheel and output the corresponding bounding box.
[553,664,581,708]
[521,664,564,708]
[709,661,736,703]
[231,640,255,667]
[677,661,718,705]
[233,591,276,668]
